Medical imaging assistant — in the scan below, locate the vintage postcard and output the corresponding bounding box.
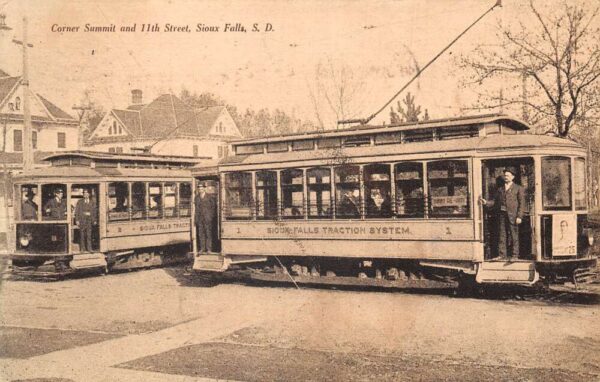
[0,1,599,381]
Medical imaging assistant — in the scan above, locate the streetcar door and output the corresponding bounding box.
[481,158,534,260]
[193,177,221,254]
[70,184,100,253]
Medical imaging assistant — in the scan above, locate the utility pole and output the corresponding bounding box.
[73,105,91,150]
[12,17,33,170]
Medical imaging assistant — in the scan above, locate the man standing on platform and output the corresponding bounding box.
[480,167,526,261]
[195,182,217,254]
[74,189,97,252]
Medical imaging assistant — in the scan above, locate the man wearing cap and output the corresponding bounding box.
[480,168,527,261]
[74,189,97,252]
[44,188,66,220]
[195,182,217,254]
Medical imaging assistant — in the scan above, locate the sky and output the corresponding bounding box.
[0,0,580,128]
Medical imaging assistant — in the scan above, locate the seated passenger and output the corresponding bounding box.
[367,189,391,217]
[21,191,38,220]
[339,189,360,217]
[113,194,128,212]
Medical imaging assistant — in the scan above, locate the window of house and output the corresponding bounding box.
[364,163,392,218]
[281,169,304,219]
[218,122,223,133]
[427,160,469,218]
[15,96,20,111]
[13,129,22,152]
[256,171,278,219]
[118,125,122,134]
[179,182,192,217]
[112,121,117,135]
[574,158,586,210]
[224,172,253,219]
[57,132,66,149]
[148,183,163,218]
[395,162,425,218]
[335,165,361,218]
[32,131,37,150]
[131,182,146,219]
[542,156,572,210]
[108,147,116,153]
[307,167,331,218]
[193,145,198,157]
[163,183,177,217]
[218,146,223,158]
[108,182,129,221]
[115,147,123,153]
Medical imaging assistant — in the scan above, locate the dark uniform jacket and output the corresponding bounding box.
[75,198,97,226]
[195,193,217,223]
[44,198,67,220]
[487,183,526,224]
[22,200,38,220]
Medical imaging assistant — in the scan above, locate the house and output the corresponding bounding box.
[0,69,79,250]
[86,90,242,159]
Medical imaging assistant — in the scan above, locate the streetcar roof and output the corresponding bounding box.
[231,114,530,147]
[42,150,208,167]
[218,133,581,168]
[12,166,192,181]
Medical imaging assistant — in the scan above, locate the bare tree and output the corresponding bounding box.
[460,1,600,137]
[307,58,369,130]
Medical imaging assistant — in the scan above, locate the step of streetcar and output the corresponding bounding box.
[193,254,227,272]
[70,252,107,270]
[476,261,538,284]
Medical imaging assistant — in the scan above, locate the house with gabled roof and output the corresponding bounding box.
[0,70,79,165]
[86,90,242,160]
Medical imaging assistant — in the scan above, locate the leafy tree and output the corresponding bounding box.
[460,1,600,137]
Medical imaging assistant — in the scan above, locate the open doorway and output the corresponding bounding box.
[71,184,100,253]
[194,177,221,254]
[481,158,535,260]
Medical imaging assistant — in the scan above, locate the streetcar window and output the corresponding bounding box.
[108,182,129,221]
[131,182,146,219]
[148,183,163,218]
[427,160,469,218]
[41,184,67,221]
[163,183,177,218]
[19,184,39,221]
[307,167,332,219]
[224,172,253,219]
[318,138,341,149]
[574,158,586,210]
[292,140,314,151]
[256,171,278,220]
[267,142,289,153]
[542,156,572,210]
[236,144,264,155]
[335,165,361,218]
[281,169,304,219]
[395,162,425,218]
[364,164,392,218]
[179,182,192,217]
[374,132,402,145]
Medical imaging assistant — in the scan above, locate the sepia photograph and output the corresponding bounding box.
[0,0,599,381]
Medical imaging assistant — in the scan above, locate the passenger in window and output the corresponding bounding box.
[113,194,128,212]
[44,188,66,220]
[480,167,526,261]
[367,189,391,217]
[195,182,217,253]
[339,189,360,217]
[22,190,38,220]
[74,189,97,252]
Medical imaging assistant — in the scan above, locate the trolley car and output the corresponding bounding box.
[192,114,597,287]
[9,151,205,277]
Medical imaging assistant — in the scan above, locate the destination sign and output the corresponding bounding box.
[107,220,190,237]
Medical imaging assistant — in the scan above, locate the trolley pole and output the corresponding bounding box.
[13,17,34,171]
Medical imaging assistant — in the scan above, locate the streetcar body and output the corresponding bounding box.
[193,114,596,286]
[9,152,201,277]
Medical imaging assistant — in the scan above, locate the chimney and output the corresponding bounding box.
[131,89,143,105]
